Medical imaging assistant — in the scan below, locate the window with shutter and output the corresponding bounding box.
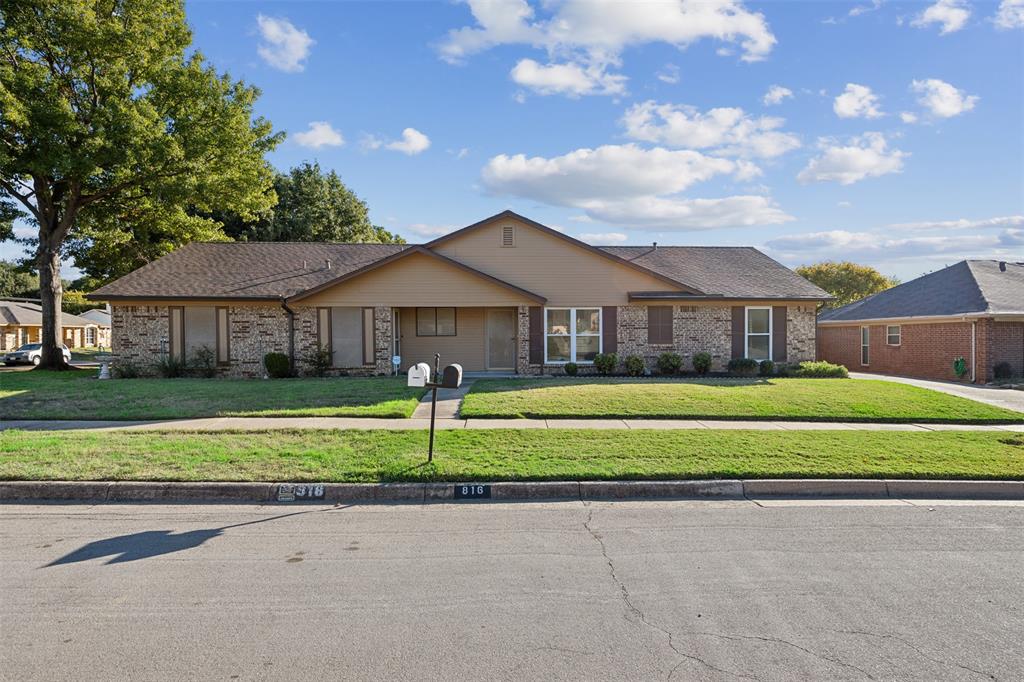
[647,306,673,344]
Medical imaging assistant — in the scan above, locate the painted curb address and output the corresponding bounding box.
[1,478,1023,503]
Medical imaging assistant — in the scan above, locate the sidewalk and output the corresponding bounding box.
[2,417,1021,432]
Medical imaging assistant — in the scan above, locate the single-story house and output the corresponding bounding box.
[0,300,107,351]
[818,260,1023,384]
[77,307,112,348]
[88,211,829,377]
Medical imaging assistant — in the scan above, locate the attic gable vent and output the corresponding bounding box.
[501,225,515,248]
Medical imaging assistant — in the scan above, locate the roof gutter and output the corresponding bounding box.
[817,312,996,326]
[628,291,830,302]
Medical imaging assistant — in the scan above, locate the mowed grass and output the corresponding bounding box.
[0,369,425,420]
[460,377,1024,423]
[1,429,1022,482]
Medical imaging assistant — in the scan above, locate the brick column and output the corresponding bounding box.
[516,305,535,375]
[374,306,394,375]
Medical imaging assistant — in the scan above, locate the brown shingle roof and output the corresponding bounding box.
[0,301,98,327]
[599,246,829,299]
[89,242,411,300]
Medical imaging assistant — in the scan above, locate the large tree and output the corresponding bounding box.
[0,0,280,367]
[69,161,404,283]
[795,261,899,308]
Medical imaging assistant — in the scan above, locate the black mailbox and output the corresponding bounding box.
[440,363,463,389]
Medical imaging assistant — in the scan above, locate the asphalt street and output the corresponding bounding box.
[2,499,1022,681]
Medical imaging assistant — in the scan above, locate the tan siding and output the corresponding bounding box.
[397,306,487,371]
[300,252,534,307]
[431,217,682,305]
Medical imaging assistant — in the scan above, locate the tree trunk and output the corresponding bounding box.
[37,244,68,370]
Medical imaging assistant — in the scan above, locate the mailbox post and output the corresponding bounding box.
[407,353,462,462]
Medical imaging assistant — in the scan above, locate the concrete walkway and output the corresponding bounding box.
[850,372,1024,413]
[410,379,475,419]
[1,417,1020,432]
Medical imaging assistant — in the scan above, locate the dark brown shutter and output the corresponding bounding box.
[529,306,543,364]
[731,306,745,359]
[647,306,672,344]
[602,306,617,354]
[772,306,787,362]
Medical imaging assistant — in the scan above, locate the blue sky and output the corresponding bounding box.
[5,0,1023,281]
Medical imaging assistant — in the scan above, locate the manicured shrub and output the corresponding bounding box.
[793,360,848,378]
[692,352,712,375]
[727,358,759,376]
[953,356,969,379]
[155,354,186,378]
[993,362,1013,380]
[624,354,645,377]
[564,362,578,376]
[656,352,683,375]
[190,345,217,378]
[758,359,775,377]
[593,353,617,376]
[264,352,291,379]
[302,346,333,377]
[774,363,792,378]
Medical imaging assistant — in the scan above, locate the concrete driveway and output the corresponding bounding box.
[850,371,1024,414]
[3,500,1023,680]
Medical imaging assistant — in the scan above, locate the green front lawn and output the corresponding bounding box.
[0,369,425,420]
[460,377,1024,423]
[1,429,1022,482]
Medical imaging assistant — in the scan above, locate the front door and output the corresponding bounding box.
[486,308,516,370]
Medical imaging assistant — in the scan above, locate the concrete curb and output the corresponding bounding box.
[2,478,1023,503]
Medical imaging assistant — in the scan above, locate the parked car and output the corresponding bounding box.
[3,343,72,366]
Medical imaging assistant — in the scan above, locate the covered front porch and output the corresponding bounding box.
[391,306,524,373]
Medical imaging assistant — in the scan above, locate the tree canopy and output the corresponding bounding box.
[0,0,281,366]
[795,261,899,307]
[0,260,39,298]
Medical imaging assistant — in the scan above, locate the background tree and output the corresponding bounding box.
[69,161,404,284]
[0,259,39,298]
[795,261,900,307]
[0,0,280,368]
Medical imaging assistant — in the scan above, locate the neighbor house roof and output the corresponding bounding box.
[818,260,1024,323]
[87,213,830,303]
[601,246,830,300]
[0,301,98,327]
[78,308,111,326]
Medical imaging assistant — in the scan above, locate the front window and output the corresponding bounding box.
[416,307,456,337]
[745,307,771,361]
[861,326,870,365]
[886,325,901,346]
[545,308,601,363]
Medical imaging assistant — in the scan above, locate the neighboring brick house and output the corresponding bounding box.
[0,300,107,351]
[88,211,828,378]
[818,260,1024,384]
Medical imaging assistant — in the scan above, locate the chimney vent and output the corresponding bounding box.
[302,259,307,269]
[325,259,332,270]
[999,261,1006,272]
[652,241,658,251]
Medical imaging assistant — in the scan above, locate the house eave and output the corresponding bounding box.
[628,291,829,302]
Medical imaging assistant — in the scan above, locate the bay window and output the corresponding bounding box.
[545,307,601,363]
[745,307,772,361]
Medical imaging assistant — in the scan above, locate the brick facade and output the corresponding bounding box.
[817,318,1024,384]
[112,302,821,379]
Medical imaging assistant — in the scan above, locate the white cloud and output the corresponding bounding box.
[849,0,884,17]
[256,15,314,72]
[292,121,344,149]
[912,0,971,34]
[833,83,884,119]
[888,215,1023,230]
[407,223,457,237]
[386,128,432,155]
[899,111,918,123]
[994,0,1024,28]
[766,229,1019,261]
[454,147,470,159]
[657,64,680,84]
[579,232,628,243]
[481,143,792,229]
[762,85,793,106]
[797,132,908,185]
[510,58,626,96]
[621,101,800,159]
[911,78,979,118]
[838,201,853,208]
[438,0,776,98]
[569,214,594,223]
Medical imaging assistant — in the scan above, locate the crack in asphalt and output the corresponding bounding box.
[836,629,998,680]
[582,506,755,681]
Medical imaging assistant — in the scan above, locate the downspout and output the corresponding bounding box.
[281,299,296,372]
[970,319,976,384]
